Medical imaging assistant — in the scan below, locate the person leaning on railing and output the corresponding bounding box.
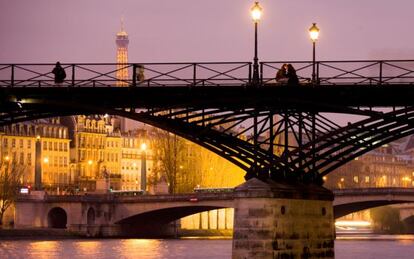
[52,61,66,86]
[137,65,145,84]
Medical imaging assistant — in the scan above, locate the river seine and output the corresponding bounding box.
[1,235,414,258]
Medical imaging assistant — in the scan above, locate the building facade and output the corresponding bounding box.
[121,130,154,191]
[0,119,70,191]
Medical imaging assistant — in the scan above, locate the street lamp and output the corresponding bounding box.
[140,143,147,192]
[251,2,262,86]
[34,136,42,190]
[309,23,320,84]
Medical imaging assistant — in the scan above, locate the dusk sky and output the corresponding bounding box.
[1,0,414,64]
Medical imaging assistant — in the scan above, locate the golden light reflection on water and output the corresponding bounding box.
[28,241,60,259]
[117,239,162,258]
[75,240,102,255]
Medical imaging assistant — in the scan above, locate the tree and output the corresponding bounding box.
[151,130,186,194]
[0,161,24,226]
[370,206,403,234]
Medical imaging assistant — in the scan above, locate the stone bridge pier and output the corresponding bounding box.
[232,178,335,259]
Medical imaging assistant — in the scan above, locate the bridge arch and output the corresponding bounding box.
[47,207,67,228]
[333,188,414,219]
[278,106,414,180]
[334,200,411,219]
[116,205,229,226]
[0,103,279,173]
[402,215,414,232]
[114,204,232,236]
[6,97,414,183]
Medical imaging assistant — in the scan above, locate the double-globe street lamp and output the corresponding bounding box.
[309,23,320,84]
[251,2,262,86]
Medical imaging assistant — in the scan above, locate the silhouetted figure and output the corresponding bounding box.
[101,166,109,179]
[137,65,145,84]
[275,63,288,83]
[52,62,66,84]
[287,64,299,86]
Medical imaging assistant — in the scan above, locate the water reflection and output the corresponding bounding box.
[1,236,414,259]
[28,241,61,259]
[0,239,232,259]
[117,239,162,258]
[75,240,102,255]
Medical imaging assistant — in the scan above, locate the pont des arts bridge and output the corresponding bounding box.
[3,60,414,258]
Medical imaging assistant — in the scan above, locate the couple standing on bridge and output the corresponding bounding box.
[275,63,299,85]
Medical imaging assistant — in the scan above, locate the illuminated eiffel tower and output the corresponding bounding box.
[116,19,129,87]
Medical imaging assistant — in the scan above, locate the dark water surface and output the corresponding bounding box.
[1,236,414,258]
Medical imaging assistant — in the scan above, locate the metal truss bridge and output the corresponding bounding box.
[2,60,414,184]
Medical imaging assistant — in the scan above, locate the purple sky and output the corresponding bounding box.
[1,0,414,63]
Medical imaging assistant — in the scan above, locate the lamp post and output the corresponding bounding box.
[309,23,320,84]
[34,135,42,190]
[140,143,147,192]
[251,2,262,86]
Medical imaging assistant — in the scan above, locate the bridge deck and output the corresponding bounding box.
[16,192,235,203]
[3,85,414,112]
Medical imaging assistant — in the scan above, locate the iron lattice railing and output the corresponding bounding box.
[2,60,414,87]
[262,60,414,85]
[0,62,252,87]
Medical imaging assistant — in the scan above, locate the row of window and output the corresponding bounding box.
[1,152,68,167]
[79,150,119,162]
[44,156,69,167]
[4,125,67,139]
[43,141,68,152]
[3,138,32,149]
[79,136,121,148]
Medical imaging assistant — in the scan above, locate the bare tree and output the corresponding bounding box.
[152,130,186,194]
[0,161,24,226]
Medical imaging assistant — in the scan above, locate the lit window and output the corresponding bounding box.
[365,176,370,183]
[353,176,359,183]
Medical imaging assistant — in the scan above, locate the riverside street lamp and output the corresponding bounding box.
[309,23,320,84]
[140,143,147,192]
[251,2,262,86]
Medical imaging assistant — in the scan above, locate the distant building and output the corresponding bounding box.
[324,139,414,189]
[0,119,70,191]
[121,130,153,191]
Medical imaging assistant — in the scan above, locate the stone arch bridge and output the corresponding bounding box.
[15,187,414,237]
